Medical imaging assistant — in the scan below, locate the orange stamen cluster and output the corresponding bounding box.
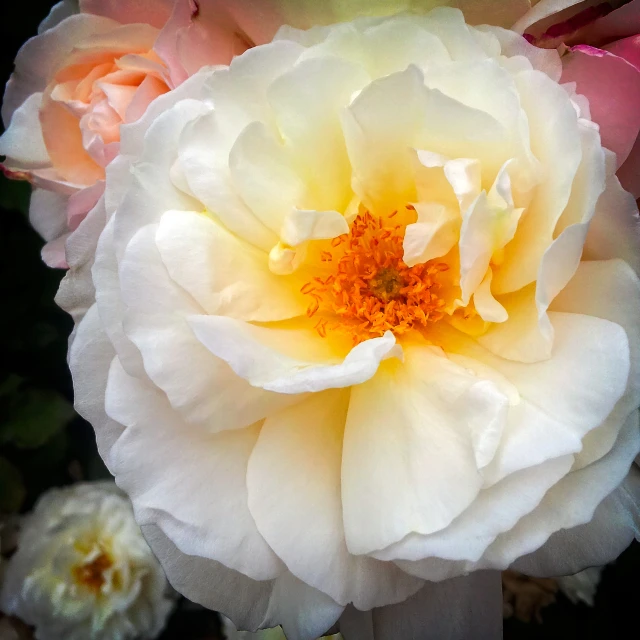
[302,211,448,343]
[72,548,114,594]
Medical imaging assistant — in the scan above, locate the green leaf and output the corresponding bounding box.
[0,456,26,512]
[0,174,31,216]
[0,374,23,398]
[0,388,75,449]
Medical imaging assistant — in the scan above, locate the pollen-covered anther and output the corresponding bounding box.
[302,211,449,343]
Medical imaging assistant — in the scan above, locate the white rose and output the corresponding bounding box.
[0,482,174,640]
[59,8,640,640]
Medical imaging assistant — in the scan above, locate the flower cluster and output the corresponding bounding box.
[2,1,640,639]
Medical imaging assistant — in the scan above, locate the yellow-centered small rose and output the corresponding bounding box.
[0,482,175,640]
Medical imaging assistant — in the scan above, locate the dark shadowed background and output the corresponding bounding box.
[0,2,637,639]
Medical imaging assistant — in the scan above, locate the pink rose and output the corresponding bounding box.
[0,0,280,267]
[516,0,640,198]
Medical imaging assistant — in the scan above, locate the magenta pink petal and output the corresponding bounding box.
[577,0,640,43]
[617,135,640,199]
[606,34,640,72]
[561,46,640,168]
[533,2,613,45]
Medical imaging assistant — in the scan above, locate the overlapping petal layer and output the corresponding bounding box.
[61,9,640,639]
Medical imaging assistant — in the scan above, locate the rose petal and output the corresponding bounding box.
[338,571,502,640]
[68,304,125,468]
[381,455,573,566]
[2,14,119,125]
[0,93,50,169]
[511,465,640,576]
[106,358,284,580]
[342,344,507,555]
[616,134,640,199]
[142,524,344,637]
[584,173,640,275]
[341,65,507,214]
[189,316,401,394]
[551,259,640,469]
[480,409,640,569]
[41,234,69,268]
[267,55,370,212]
[247,390,423,608]
[156,210,307,321]
[119,224,293,430]
[80,0,174,28]
[561,46,640,168]
[512,0,586,34]
[28,188,68,241]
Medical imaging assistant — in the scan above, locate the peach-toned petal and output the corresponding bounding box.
[2,14,119,124]
[97,68,146,88]
[70,23,159,56]
[116,53,168,79]
[125,76,169,122]
[82,99,120,146]
[71,62,114,103]
[41,92,104,185]
[99,83,137,119]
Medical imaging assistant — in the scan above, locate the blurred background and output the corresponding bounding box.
[0,2,638,639]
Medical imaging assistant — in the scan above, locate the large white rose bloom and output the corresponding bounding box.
[59,8,640,639]
[0,482,174,640]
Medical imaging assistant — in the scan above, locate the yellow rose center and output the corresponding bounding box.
[302,209,449,344]
[72,540,117,594]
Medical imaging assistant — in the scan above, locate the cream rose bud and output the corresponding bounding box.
[61,7,640,640]
[0,482,175,640]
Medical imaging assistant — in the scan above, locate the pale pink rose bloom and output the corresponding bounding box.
[515,0,640,198]
[0,0,281,267]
